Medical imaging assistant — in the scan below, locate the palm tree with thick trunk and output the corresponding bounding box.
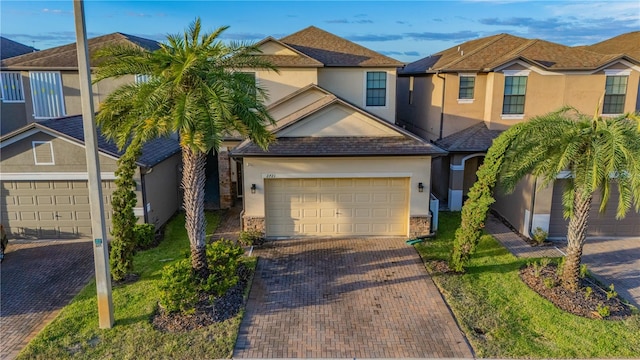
[93,19,276,278]
[498,107,640,290]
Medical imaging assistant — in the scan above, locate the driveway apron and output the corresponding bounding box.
[0,239,94,360]
[234,237,473,358]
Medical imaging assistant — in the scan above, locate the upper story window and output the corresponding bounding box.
[458,74,475,103]
[603,71,628,114]
[502,70,529,116]
[366,71,386,107]
[29,71,65,119]
[1,72,25,102]
[135,74,151,84]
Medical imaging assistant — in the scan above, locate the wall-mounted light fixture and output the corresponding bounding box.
[251,184,257,194]
[418,182,424,193]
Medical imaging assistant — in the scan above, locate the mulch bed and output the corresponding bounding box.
[152,263,253,332]
[520,263,634,320]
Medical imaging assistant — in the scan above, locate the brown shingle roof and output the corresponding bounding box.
[231,136,445,157]
[253,37,323,68]
[580,31,640,61]
[400,33,616,74]
[1,33,160,69]
[1,37,38,60]
[280,26,403,67]
[435,122,502,152]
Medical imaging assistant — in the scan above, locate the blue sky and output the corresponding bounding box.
[1,0,639,62]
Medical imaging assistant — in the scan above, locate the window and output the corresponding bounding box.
[502,75,527,115]
[134,74,151,84]
[458,75,475,100]
[1,72,25,102]
[603,75,627,114]
[32,141,55,165]
[29,71,65,119]
[366,71,386,106]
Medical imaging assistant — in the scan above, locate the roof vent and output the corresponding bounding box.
[461,50,464,56]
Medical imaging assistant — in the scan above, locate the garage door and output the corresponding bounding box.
[548,180,640,237]
[265,177,409,237]
[1,180,115,239]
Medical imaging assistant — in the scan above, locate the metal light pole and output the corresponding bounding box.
[73,0,114,329]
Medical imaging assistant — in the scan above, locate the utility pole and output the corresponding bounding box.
[73,0,114,329]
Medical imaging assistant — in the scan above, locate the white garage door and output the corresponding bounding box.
[1,180,115,239]
[265,177,409,237]
[548,180,640,237]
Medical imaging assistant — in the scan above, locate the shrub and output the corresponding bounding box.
[606,284,618,300]
[134,223,156,250]
[596,304,611,318]
[201,239,244,298]
[584,286,593,299]
[531,227,548,245]
[158,259,198,314]
[543,277,556,289]
[238,229,263,246]
[579,264,589,279]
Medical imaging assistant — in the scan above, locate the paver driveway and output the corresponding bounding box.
[0,239,94,360]
[234,237,473,358]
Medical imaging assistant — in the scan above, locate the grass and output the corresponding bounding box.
[416,212,640,358]
[18,211,256,360]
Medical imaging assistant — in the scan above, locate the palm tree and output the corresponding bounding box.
[93,19,277,278]
[498,107,640,290]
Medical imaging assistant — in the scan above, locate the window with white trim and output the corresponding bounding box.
[29,71,65,119]
[1,72,25,102]
[502,75,528,115]
[458,75,475,101]
[134,74,151,84]
[603,75,627,114]
[366,71,386,106]
[32,141,55,165]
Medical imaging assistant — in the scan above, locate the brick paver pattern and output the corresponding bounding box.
[0,239,94,360]
[234,237,473,358]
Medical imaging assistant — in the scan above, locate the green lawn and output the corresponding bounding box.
[416,212,640,358]
[18,211,255,360]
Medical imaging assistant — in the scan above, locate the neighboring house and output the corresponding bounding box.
[0,33,159,135]
[397,32,640,238]
[0,37,37,60]
[0,115,181,239]
[219,26,445,238]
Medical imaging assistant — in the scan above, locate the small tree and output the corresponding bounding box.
[110,141,142,281]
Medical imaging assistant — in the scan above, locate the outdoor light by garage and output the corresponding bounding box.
[418,182,424,192]
[251,184,257,194]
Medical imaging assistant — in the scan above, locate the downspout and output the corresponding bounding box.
[140,166,150,224]
[436,71,446,140]
[527,177,537,238]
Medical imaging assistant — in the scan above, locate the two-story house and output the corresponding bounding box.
[397,32,640,238]
[0,33,159,135]
[222,26,445,238]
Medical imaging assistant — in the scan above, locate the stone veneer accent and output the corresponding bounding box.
[217,149,233,209]
[243,216,265,233]
[409,216,432,238]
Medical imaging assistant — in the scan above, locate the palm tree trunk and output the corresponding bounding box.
[561,191,592,291]
[181,146,209,279]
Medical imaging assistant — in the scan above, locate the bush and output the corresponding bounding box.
[158,239,244,314]
[238,229,263,246]
[134,223,156,250]
[532,227,548,245]
[158,259,198,314]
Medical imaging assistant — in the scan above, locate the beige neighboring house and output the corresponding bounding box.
[221,26,445,238]
[0,33,160,135]
[397,31,640,238]
[0,115,181,239]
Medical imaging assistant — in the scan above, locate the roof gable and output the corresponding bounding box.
[1,33,160,69]
[581,31,640,61]
[280,26,403,67]
[277,102,399,137]
[253,37,323,68]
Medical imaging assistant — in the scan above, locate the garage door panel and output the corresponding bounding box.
[20,212,37,221]
[39,211,55,221]
[18,196,34,205]
[37,196,53,205]
[266,177,408,237]
[74,195,89,204]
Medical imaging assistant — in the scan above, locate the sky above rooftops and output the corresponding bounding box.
[1,0,638,63]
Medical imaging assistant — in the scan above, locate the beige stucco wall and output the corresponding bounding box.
[241,156,432,220]
[141,152,181,228]
[255,68,318,106]
[1,132,118,173]
[396,74,445,141]
[318,67,397,123]
[492,175,535,235]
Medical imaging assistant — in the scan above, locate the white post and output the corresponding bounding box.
[73,0,114,329]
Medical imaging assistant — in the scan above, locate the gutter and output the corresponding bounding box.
[527,177,538,238]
